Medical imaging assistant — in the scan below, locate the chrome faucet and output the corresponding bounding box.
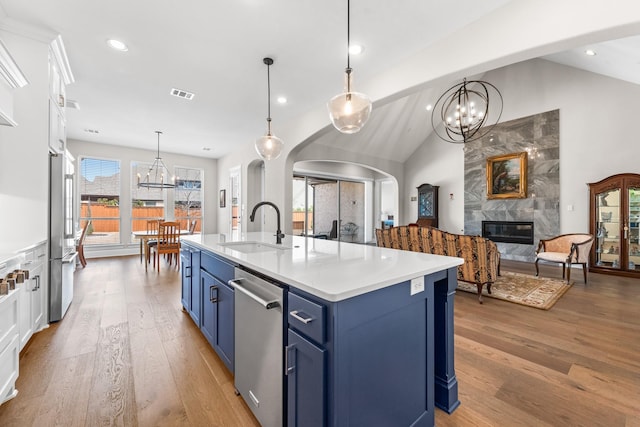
[249,201,285,244]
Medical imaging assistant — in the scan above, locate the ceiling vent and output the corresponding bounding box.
[170,88,195,100]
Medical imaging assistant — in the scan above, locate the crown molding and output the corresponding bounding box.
[0,38,28,88]
[50,35,74,85]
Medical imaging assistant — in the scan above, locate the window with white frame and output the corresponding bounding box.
[174,166,203,234]
[79,157,121,245]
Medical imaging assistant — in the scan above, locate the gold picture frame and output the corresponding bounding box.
[486,152,527,199]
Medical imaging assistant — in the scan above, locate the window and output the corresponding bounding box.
[175,167,203,233]
[131,161,166,242]
[79,157,121,245]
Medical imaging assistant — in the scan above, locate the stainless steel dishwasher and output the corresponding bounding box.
[229,268,284,427]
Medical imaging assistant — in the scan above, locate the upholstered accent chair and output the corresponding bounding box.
[535,233,594,283]
[376,225,501,303]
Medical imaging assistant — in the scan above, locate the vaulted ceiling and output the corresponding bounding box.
[1,0,639,162]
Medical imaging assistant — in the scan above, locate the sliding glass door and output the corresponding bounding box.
[293,175,365,243]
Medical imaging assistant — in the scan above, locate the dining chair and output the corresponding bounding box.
[152,221,181,272]
[145,219,162,268]
[76,220,91,268]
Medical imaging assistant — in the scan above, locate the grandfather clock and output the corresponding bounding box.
[417,184,439,228]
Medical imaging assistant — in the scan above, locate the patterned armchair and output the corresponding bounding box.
[376,225,501,303]
[535,233,594,283]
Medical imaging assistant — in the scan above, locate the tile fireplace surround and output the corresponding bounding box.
[464,110,560,262]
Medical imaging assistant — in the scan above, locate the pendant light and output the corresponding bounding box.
[137,131,175,189]
[431,78,503,144]
[327,0,372,134]
[255,57,284,161]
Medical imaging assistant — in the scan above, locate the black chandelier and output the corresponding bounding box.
[137,131,175,189]
[431,78,503,144]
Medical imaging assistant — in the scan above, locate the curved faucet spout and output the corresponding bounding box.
[249,201,284,244]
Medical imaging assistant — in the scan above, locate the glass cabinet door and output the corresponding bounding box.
[627,187,640,272]
[595,189,621,269]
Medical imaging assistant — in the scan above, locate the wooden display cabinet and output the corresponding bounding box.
[588,173,640,278]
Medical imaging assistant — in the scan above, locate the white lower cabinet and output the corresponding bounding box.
[0,240,48,406]
[0,263,20,405]
[19,242,47,351]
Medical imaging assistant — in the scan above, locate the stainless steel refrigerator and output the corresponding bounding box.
[49,150,77,322]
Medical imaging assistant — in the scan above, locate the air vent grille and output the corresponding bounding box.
[170,88,195,100]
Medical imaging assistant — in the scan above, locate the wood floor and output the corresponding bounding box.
[0,256,638,426]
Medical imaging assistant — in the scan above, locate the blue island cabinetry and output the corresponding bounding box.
[180,234,460,427]
[181,242,236,373]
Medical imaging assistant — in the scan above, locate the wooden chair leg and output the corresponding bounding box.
[566,264,571,283]
[582,263,588,283]
[535,259,540,277]
[476,284,483,304]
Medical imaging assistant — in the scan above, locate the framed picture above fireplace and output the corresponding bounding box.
[486,152,527,199]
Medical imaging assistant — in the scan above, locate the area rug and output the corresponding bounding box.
[457,271,573,310]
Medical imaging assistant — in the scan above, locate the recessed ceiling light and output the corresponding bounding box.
[277,96,287,104]
[585,49,596,56]
[107,39,128,52]
[348,44,364,55]
[425,104,433,111]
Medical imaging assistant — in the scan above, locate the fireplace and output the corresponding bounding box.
[482,221,534,245]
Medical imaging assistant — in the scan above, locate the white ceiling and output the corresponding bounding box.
[0,0,638,162]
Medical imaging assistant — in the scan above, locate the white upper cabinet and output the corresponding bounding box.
[0,39,29,127]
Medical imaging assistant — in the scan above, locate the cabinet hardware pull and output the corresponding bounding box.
[31,276,38,291]
[210,285,219,303]
[185,266,191,278]
[228,278,280,310]
[23,260,33,265]
[290,310,313,324]
[285,344,296,375]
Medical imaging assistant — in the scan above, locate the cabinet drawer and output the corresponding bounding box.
[0,333,19,404]
[288,292,325,344]
[0,290,18,353]
[201,252,235,283]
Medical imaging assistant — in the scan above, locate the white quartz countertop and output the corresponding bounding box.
[182,232,463,302]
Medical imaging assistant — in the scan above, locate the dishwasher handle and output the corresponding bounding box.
[228,278,280,310]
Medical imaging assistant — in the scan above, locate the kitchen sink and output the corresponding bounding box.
[219,241,292,253]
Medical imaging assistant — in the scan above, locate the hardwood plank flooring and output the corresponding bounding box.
[0,256,638,426]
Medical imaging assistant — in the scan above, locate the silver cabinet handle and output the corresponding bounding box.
[228,278,280,310]
[210,285,218,303]
[285,344,296,375]
[185,266,191,278]
[23,260,33,265]
[290,310,313,324]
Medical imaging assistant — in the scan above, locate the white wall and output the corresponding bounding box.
[67,139,217,255]
[216,3,640,238]
[0,32,49,251]
[404,58,640,234]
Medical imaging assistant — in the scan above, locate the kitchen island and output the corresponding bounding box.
[180,232,463,427]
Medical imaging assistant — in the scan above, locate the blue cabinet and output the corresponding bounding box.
[200,251,236,373]
[180,248,191,311]
[201,269,235,372]
[180,244,201,325]
[287,329,326,427]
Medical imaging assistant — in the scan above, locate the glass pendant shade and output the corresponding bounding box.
[327,73,372,134]
[255,132,284,161]
[328,0,372,134]
[255,57,284,161]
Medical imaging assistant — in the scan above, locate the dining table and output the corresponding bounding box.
[132,229,190,264]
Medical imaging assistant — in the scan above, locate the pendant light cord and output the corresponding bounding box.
[346,0,352,93]
[155,130,162,159]
[264,57,274,135]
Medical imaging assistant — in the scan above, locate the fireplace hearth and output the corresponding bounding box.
[482,221,534,245]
